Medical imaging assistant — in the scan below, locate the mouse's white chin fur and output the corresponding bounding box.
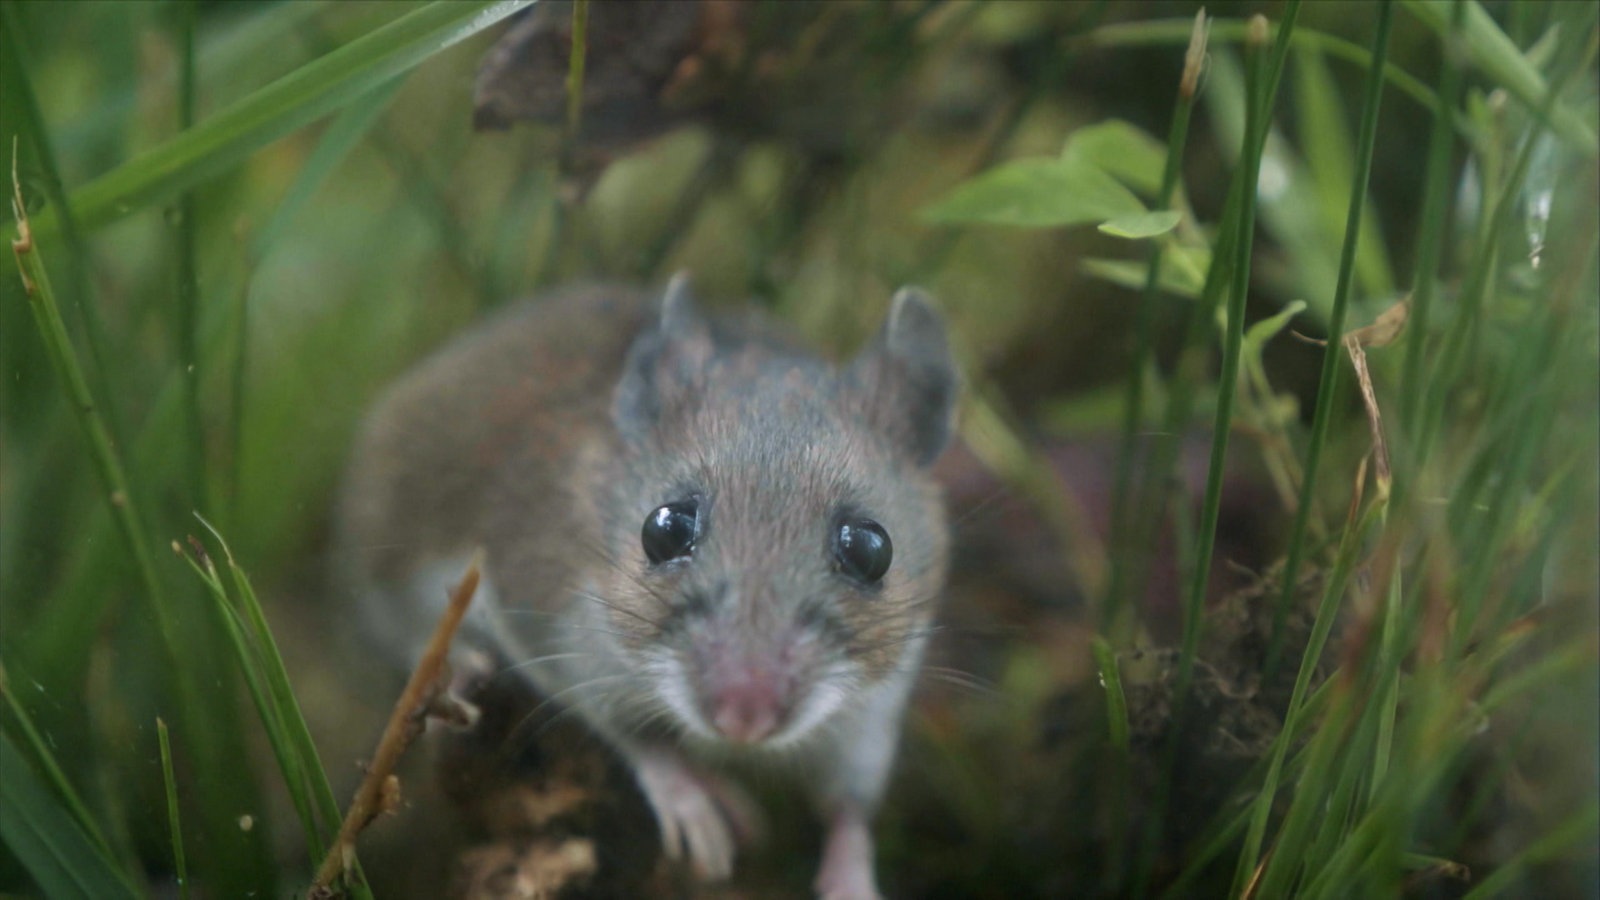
[650,652,854,751]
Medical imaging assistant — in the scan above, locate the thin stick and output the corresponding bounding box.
[310,550,484,891]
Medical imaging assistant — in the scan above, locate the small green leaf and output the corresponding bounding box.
[1244,299,1308,351]
[1098,210,1183,239]
[922,159,1145,227]
[1082,243,1210,298]
[1061,119,1171,196]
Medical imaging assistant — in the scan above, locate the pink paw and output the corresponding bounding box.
[631,750,761,881]
[815,813,882,900]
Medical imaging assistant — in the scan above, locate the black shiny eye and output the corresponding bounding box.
[642,500,699,565]
[835,519,892,585]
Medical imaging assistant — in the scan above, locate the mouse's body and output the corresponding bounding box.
[334,278,958,899]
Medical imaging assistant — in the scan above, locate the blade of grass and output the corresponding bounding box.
[173,0,207,514]
[10,149,190,774]
[1262,0,1395,681]
[0,661,113,859]
[0,5,128,451]
[12,158,274,896]
[1233,489,1391,894]
[1403,0,1598,155]
[0,731,142,900]
[1081,18,1439,126]
[1399,0,1466,429]
[190,514,369,896]
[1090,637,1130,751]
[156,718,189,900]
[1104,8,1206,640]
[178,542,325,869]
[21,0,532,242]
[1134,8,1304,895]
[1416,24,1596,463]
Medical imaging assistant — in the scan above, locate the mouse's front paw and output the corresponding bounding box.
[815,811,883,900]
[630,750,758,881]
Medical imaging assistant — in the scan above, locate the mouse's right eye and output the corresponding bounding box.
[642,500,699,564]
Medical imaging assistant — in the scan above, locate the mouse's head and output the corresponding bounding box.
[592,276,958,749]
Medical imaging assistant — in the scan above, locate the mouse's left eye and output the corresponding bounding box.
[643,500,699,564]
[835,519,892,585]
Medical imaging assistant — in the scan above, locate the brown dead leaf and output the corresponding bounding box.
[1347,296,1410,347]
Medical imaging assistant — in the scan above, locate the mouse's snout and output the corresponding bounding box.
[700,659,795,744]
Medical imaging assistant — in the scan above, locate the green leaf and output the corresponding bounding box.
[922,158,1145,228]
[0,733,141,900]
[1243,299,1308,353]
[1061,119,1171,197]
[33,0,533,238]
[1098,210,1182,239]
[1082,243,1210,298]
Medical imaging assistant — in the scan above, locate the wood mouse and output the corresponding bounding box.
[334,275,958,899]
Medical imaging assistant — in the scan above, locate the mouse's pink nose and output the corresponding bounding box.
[707,673,788,744]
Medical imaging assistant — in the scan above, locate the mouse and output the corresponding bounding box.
[333,274,958,899]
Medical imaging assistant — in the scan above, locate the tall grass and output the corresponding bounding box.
[2,1,1595,897]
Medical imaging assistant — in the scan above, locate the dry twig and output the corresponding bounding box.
[310,550,485,894]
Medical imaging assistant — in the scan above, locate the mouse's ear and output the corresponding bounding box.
[849,287,960,466]
[613,272,714,439]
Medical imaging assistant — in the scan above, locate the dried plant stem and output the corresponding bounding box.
[310,551,484,892]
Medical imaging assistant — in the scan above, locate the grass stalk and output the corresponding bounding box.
[0,5,128,451]
[175,0,208,513]
[0,661,114,859]
[156,718,190,900]
[1132,7,1304,894]
[1261,0,1394,682]
[9,163,187,742]
[565,0,590,143]
[1175,2,1295,723]
[1104,8,1205,639]
[0,731,142,900]
[181,516,368,895]
[1416,33,1595,462]
[1398,0,1466,430]
[1232,490,1390,893]
[179,543,323,864]
[11,151,279,895]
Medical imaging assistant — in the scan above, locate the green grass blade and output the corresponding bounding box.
[1399,0,1466,429]
[174,0,207,514]
[0,731,142,900]
[1090,637,1130,750]
[1105,8,1204,639]
[0,661,113,859]
[180,548,325,869]
[1083,18,1442,124]
[191,515,373,898]
[1262,0,1396,680]
[28,0,532,239]
[1134,8,1303,895]
[156,717,189,900]
[1403,0,1598,155]
[0,5,128,451]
